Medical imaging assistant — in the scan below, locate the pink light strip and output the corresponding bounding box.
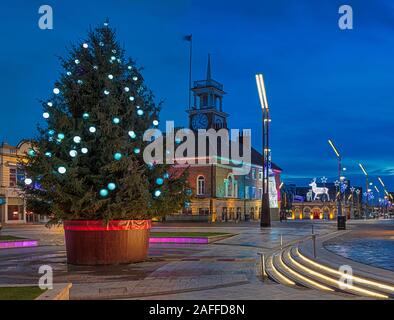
[0,240,38,249]
[149,237,208,244]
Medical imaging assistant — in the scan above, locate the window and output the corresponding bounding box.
[9,168,17,187]
[197,176,205,195]
[251,168,256,180]
[199,208,209,215]
[9,166,25,188]
[258,170,263,181]
[252,187,256,199]
[258,188,262,199]
[245,186,250,199]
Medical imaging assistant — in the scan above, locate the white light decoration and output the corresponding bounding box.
[108,74,113,80]
[111,56,116,61]
[43,112,50,119]
[99,42,104,47]
[104,90,110,95]
[112,49,117,53]
[47,102,53,107]
[128,131,136,139]
[69,150,77,157]
[112,117,120,124]
[128,66,132,70]
[93,65,98,70]
[153,120,159,126]
[89,126,96,133]
[82,113,89,120]
[137,110,144,116]
[58,166,67,174]
[154,190,161,197]
[24,178,32,185]
[129,96,135,101]
[124,87,130,92]
[133,76,138,81]
[45,152,52,157]
[104,22,109,26]
[82,43,88,48]
[73,136,81,143]
[57,133,65,140]
[77,80,83,84]
[75,59,80,64]
[53,88,60,94]
[81,147,88,154]
[66,71,72,76]
[134,148,141,154]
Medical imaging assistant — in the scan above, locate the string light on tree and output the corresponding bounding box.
[156,178,164,185]
[24,178,33,185]
[137,110,144,116]
[45,152,52,158]
[112,117,120,124]
[53,88,60,95]
[104,90,110,95]
[47,102,53,107]
[58,166,67,174]
[152,120,159,126]
[75,59,80,64]
[69,150,77,157]
[82,113,89,120]
[124,87,130,92]
[73,136,81,143]
[43,112,50,119]
[154,190,161,197]
[81,148,88,154]
[82,43,88,49]
[129,96,135,101]
[99,189,109,197]
[114,152,122,160]
[128,131,136,139]
[89,126,96,133]
[133,148,141,154]
[108,74,113,80]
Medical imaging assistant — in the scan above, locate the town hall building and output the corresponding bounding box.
[168,56,282,223]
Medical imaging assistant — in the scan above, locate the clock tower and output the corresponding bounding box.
[188,54,228,131]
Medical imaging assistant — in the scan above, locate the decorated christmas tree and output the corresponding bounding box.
[21,21,189,227]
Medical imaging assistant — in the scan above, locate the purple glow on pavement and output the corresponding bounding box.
[0,240,38,249]
[149,237,208,244]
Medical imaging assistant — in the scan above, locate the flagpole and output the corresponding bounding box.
[188,35,193,110]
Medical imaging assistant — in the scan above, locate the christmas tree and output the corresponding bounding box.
[21,21,189,225]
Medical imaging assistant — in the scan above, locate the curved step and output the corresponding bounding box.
[265,254,296,287]
[293,247,394,298]
[286,247,389,299]
[271,250,334,292]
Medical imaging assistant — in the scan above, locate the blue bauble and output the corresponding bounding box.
[99,189,109,197]
[114,152,122,160]
[112,117,120,124]
[107,183,116,191]
[156,178,164,185]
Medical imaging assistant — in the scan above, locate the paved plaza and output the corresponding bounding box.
[0,220,393,299]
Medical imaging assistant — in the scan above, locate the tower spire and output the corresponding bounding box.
[206,53,212,80]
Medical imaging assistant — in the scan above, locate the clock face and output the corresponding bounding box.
[191,113,208,130]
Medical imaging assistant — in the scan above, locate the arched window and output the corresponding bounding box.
[225,174,237,198]
[197,176,205,195]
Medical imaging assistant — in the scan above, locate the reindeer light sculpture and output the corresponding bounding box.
[309,178,330,201]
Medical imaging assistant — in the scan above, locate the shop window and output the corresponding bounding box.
[7,205,24,221]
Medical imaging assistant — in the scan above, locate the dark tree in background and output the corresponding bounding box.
[21,21,189,225]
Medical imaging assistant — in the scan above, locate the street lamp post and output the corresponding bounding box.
[359,163,369,218]
[256,73,271,228]
[328,139,345,230]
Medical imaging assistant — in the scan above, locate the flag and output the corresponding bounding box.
[183,34,192,42]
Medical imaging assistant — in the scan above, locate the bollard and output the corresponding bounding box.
[280,234,283,250]
[312,234,316,258]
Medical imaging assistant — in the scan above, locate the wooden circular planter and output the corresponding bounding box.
[63,220,151,265]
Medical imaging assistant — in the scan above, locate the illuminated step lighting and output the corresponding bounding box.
[288,251,388,299]
[296,248,394,294]
[277,253,334,291]
[269,255,296,285]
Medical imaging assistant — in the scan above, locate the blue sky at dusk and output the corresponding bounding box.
[1,0,394,192]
